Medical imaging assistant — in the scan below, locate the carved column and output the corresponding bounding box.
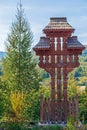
[63,37,67,50]
[40,94,44,123]
[48,98,51,123]
[63,67,68,122]
[57,67,62,123]
[50,68,55,122]
[57,37,61,50]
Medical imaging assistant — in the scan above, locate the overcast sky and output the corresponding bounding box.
[0,0,87,51]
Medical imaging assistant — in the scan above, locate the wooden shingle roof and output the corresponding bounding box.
[33,37,50,50]
[67,36,85,49]
[43,17,74,31]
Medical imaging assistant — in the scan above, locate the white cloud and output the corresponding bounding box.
[0,0,87,51]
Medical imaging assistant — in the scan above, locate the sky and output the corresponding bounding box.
[0,0,87,51]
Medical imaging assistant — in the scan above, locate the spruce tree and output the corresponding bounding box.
[2,4,39,92]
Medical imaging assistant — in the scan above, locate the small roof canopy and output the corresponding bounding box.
[67,36,85,50]
[33,37,50,51]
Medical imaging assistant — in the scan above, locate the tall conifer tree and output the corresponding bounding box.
[2,3,39,91]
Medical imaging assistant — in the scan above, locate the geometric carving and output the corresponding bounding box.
[33,17,85,123]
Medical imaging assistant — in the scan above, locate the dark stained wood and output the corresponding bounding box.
[33,17,85,123]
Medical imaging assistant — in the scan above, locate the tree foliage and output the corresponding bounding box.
[2,4,40,92]
[0,3,41,122]
[67,116,76,130]
[9,91,26,120]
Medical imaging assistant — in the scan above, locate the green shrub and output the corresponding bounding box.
[66,116,76,130]
[7,122,21,130]
[0,121,31,130]
[84,125,87,130]
[0,93,4,118]
[0,122,64,130]
[32,125,63,130]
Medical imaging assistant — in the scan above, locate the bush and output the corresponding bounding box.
[7,122,21,130]
[32,125,63,130]
[0,121,30,130]
[0,93,4,119]
[0,121,63,130]
[82,124,87,130]
[66,116,76,130]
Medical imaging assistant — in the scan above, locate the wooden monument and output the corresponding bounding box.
[33,17,85,123]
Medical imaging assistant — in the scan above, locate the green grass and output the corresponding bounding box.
[1,122,87,130]
[0,121,63,130]
[32,125,63,130]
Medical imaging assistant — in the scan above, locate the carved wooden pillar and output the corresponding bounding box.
[40,94,44,123]
[69,55,73,65]
[63,37,67,50]
[57,37,61,50]
[50,37,55,51]
[74,54,79,67]
[44,98,48,123]
[39,55,43,65]
[63,69,68,99]
[45,55,49,64]
[50,68,55,122]
[63,67,68,122]
[68,98,71,116]
[57,67,62,123]
[48,98,51,123]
